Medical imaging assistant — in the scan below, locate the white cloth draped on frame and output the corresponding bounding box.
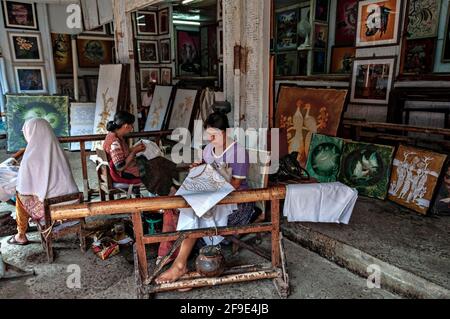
[283,182,358,224]
[17,118,79,202]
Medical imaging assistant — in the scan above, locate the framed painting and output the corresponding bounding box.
[313,23,328,49]
[140,68,160,90]
[351,57,396,105]
[84,76,98,102]
[388,145,447,215]
[401,38,436,74]
[312,50,327,74]
[56,77,89,102]
[135,11,157,36]
[160,38,171,63]
[356,0,402,47]
[168,89,199,132]
[276,8,299,51]
[276,52,298,76]
[335,0,358,46]
[70,103,96,151]
[77,37,114,68]
[9,32,42,62]
[137,40,159,64]
[158,8,169,35]
[51,33,73,74]
[161,67,172,85]
[6,95,69,152]
[330,46,356,74]
[442,7,450,63]
[93,64,123,137]
[338,141,395,199]
[432,162,450,215]
[306,133,344,183]
[406,0,441,40]
[314,0,329,22]
[14,66,47,94]
[3,1,38,30]
[144,85,174,132]
[177,30,201,76]
[276,86,348,167]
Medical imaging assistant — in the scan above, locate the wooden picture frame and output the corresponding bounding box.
[330,46,356,74]
[160,38,171,64]
[161,67,172,85]
[135,11,158,36]
[3,1,38,30]
[350,57,396,105]
[9,31,43,62]
[405,0,441,40]
[356,0,402,48]
[137,40,159,64]
[14,66,47,94]
[77,36,114,68]
[401,38,436,75]
[275,8,299,51]
[140,67,160,90]
[158,8,169,35]
[313,23,328,49]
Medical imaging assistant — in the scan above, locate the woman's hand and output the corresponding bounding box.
[189,162,203,169]
[132,142,146,155]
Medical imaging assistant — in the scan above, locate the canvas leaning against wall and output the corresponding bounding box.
[144,85,173,132]
[338,141,395,200]
[388,145,447,215]
[306,134,344,183]
[6,95,69,152]
[168,89,199,138]
[276,86,348,167]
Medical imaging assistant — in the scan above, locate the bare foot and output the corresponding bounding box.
[15,234,28,244]
[155,262,187,284]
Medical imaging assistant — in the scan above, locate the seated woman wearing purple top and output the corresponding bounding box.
[156,112,256,285]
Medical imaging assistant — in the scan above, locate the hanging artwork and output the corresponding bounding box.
[77,37,114,68]
[144,85,173,132]
[276,86,348,167]
[406,0,441,40]
[160,39,171,63]
[356,0,401,47]
[14,66,46,94]
[161,68,172,85]
[6,95,69,152]
[9,32,42,62]
[93,65,123,141]
[442,8,450,63]
[312,50,327,74]
[56,77,89,102]
[338,141,395,199]
[135,11,157,36]
[276,9,298,51]
[388,145,447,215]
[2,1,38,30]
[402,38,436,74]
[70,103,96,151]
[177,30,201,75]
[351,57,396,105]
[84,76,98,102]
[140,68,160,89]
[330,46,356,74]
[137,40,159,64]
[159,8,169,35]
[313,23,328,49]
[335,0,358,46]
[51,33,73,74]
[168,89,199,131]
[432,162,450,215]
[314,0,329,22]
[276,52,298,76]
[306,134,344,183]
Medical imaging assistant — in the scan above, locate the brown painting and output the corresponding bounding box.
[51,33,73,74]
[77,38,114,68]
[276,86,348,166]
[388,145,447,215]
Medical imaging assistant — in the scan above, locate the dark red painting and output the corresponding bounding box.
[335,0,358,46]
[402,38,436,74]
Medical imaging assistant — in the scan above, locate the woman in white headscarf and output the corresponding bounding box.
[7,118,79,246]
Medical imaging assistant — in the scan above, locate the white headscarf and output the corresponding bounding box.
[17,118,79,202]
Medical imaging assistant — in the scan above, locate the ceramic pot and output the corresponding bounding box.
[195,245,225,277]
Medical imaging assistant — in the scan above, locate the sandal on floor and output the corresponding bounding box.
[7,236,30,246]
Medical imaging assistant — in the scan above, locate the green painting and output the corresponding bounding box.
[6,95,69,152]
[338,141,395,199]
[306,134,344,183]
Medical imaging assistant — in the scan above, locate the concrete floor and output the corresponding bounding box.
[0,149,433,299]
